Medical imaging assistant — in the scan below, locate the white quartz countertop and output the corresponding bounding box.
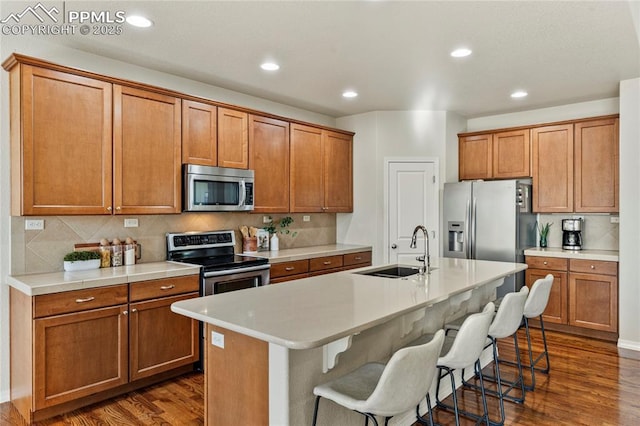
[524,247,619,262]
[171,258,526,350]
[248,244,372,263]
[8,261,201,296]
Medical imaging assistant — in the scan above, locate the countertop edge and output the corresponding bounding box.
[253,244,372,264]
[524,247,619,262]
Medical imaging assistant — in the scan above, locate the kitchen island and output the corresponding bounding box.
[172,258,527,426]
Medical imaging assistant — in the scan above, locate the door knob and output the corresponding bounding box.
[391,244,397,249]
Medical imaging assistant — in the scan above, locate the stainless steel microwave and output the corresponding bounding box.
[183,165,254,212]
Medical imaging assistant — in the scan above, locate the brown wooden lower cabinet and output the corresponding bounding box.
[270,250,372,283]
[525,255,618,340]
[10,274,200,423]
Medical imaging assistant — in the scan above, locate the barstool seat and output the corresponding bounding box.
[406,302,495,426]
[445,286,530,426]
[312,329,445,426]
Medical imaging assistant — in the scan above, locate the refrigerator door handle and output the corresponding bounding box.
[465,198,472,259]
[470,197,477,259]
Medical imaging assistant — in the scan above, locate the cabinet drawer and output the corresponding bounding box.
[569,259,617,276]
[310,255,344,272]
[130,275,200,302]
[270,260,309,279]
[344,251,372,267]
[34,284,128,318]
[525,256,568,271]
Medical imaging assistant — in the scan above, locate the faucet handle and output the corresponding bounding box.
[416,255,425,262]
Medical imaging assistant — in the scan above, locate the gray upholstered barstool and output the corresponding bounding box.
[407,302,495,426]
[312,329,445,426]
[521,274,554,390]
[445,286,529,425]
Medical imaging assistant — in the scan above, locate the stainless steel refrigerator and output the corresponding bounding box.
[443,179,536,298]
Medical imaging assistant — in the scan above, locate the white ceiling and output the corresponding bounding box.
[19,0,640,118]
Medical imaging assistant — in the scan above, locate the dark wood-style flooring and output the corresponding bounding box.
[1,329,639,425]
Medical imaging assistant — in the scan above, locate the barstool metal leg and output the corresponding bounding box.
[523,316,550,391]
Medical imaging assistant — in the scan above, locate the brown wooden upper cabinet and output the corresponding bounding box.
[459,129,530,180]
[290,124,353,213]
[532,117,619,213]
[248,115,290,213]
[182,100,217,166]
[8,64,114,215]
[574,118,619,213]
[114,85,182,214]
[532,124,574,213]
[218,107,248,169]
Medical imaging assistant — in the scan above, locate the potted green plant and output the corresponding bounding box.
[537,222,552,248]
[63,251,101,272]
[263,216,297,251]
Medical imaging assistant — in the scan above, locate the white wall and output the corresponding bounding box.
[336,111,465,265]
[618,77,640,351]
[0,38,337,402]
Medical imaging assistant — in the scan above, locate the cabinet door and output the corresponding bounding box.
[525,268,568,324]
[19,65,113,215]
[33,305,128,408]
[574,118,619,213]
[182,100,217,166]
[290,124,324,212]
[323,131,353,212]
[114,85,181,214]
[532,124,574,212]
[129,292,200,381]
[249,115,290,213]
[218,107,248,169]
[493,129,530,179]
[459,134,492,180]
[569,273,618,332]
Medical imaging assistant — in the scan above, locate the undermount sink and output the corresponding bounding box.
[357,266,421,278]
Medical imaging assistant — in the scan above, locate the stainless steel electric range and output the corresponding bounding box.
[166,230,270,296]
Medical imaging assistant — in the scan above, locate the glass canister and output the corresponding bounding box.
[111,244,123,267]
[124,244,136,265]
[99,245,111,268]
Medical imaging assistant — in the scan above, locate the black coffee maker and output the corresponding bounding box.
[562,219,583,250]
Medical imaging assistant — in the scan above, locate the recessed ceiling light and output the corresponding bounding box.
[342,91,358,98]
[511,91,528,98]
[260,62,280,71]
[450,48,472,58]
[126,15,153,28]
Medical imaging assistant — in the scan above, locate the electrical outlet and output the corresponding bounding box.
[610,216,620,224]
[211,331,225,348]
[25,219,44,230]
[263,216,272,223]
[124,218,139,228]
[303,215,311,222]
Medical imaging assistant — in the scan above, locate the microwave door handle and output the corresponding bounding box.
[238,180,246,207]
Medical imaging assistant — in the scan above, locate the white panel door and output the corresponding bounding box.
[387,161,438,264]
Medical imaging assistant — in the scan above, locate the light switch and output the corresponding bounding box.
[212,331,225,348]
[25,219,44,230]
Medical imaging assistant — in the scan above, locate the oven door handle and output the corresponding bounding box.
[203,264,270,278]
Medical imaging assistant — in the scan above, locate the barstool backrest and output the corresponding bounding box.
[438,302,495,369]
[489,286,529,339]
[523,274,554,318]
[364,329,445,415]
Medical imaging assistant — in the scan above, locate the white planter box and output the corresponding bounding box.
[63,259,101,272]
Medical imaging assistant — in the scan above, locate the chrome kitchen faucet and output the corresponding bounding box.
[410,225,431,275]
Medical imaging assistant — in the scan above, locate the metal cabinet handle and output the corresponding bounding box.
[391,244,397,249]
[75,296,95,303]
[115,206,121,211]
[285,267,295,271]
[591,265,595,269]
[323,261,332,265]
[106,206,112,212]
[160,285,175,290]
[543,261,548,265]
[354,256,362,260]
[131,308,137,313]
[122,310,128,315]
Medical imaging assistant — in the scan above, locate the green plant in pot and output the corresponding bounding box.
[63,250,101,272]
[263,216,297,251]
[537,222,552,248]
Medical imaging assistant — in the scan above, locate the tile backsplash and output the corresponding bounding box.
[11,213,336,275]
[536,213,618,250]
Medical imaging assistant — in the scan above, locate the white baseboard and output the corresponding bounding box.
[617,339,640,352]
